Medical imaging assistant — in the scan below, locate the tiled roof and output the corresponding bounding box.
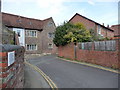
[2,12,52,31]
[69,13,114,32]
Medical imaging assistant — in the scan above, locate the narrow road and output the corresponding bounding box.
[28,55,119,88]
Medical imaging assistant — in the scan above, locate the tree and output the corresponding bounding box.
[64,23,92,44]
[53,22,74,47]
[53,22,92,47]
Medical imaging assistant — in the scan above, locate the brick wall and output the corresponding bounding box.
[58,43,74,60]
[0,45,25,88]
[58,40,120,69]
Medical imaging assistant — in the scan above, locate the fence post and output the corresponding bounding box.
[74,43,77,60]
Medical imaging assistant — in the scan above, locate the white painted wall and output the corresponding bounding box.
[13,28,25,46]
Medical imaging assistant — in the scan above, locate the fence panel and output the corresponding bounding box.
[106,40,116,51]
[99,41,106,51]
[94,41,100,50]
[79,40,116,51]
[78,42,92,50]
[87,42,92,50]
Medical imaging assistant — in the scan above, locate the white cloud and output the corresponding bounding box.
[88,1,95,5]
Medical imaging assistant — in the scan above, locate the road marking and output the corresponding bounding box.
[24,60,58,90]
[56,57,120,74]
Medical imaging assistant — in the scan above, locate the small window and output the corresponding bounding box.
[48,43,53,49]
[48,22,53,26]
[26,30,37,37]
[26,44,37,51]
[48,32,54,38]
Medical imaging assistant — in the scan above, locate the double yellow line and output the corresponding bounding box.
[25,60,58,90]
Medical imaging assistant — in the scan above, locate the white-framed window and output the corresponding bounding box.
[97,25,101,34]
[26,44,37,51]
[48,43,53,49]
[26,30,37,37]
[13,28,25,46]
[17,30,21,37]
[48,32,54,38]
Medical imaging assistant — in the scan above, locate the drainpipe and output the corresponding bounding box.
[13,31,16,45]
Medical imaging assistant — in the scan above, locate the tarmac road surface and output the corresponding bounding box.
[27,55,119,88]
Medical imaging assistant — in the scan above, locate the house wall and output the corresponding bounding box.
[25,19,57,54]
[41,19,57,54]
[25,30,42,54]
[58,40,119,69]
[70,14,96,30]
[99,27,114,38]
[2,12,57,54]
[111,25,120,36]
[69,14,114,38]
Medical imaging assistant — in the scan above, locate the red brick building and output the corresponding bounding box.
[110,24,120,38]
[2,12,57,54]
[69,13,114,38]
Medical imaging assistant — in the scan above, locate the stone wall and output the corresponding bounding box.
[0,25,15,45]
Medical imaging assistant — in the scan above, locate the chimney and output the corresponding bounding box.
[107,24,109,28]
[102,23,104,26]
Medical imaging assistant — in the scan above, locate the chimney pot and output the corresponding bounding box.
[102,23,104,26]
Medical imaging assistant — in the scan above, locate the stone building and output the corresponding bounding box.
[2,12,57,54]
[69,13,114,38]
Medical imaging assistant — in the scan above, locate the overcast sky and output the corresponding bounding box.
[2,0,119,26]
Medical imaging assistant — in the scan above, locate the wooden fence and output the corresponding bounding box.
[78,40,116,51]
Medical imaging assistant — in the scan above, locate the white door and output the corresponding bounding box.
[13,28,25,46]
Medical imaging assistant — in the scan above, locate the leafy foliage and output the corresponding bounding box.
[64,23,92,43]
[89,29,111,41]
[53,22,74,47]
[53,22,92,47]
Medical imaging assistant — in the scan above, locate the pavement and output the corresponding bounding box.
[24,61,50,88]
[27,54,119,88]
